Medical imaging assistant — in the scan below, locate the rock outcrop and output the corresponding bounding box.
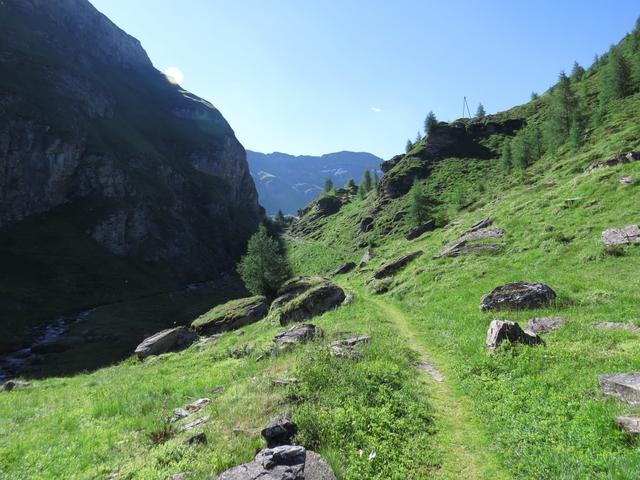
[269,277,345,325]
[134,327,197,360]
[486,320,542,349]
[0,0,261,334]
[274,324,323,347]
[331,262,356,276]
[405,220,435,240]
[601,225,640,247]
[433,226,504,259]
[600,372,640,405]
[261,412,297,448]
[191,296,268,335]
[594,322,640,334]
[480,282,557,311]
[584,151,640,173]
[330,335,370,358]
[373,251,423,279]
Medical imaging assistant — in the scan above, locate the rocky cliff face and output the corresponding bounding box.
[0,0,261,333]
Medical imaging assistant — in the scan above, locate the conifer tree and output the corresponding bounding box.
[323,178,334,193]
[373,169,379,188]
[545,71,578,150]
[408,180,431,226]
[501,139,512,172]
[346,178,356,189]
[415,131,422,143]
[237,225,291,298]
[424,111,438,135]
[530,92,539,101]
[405,139,413,153]
[599,48,631,102]
[475,103,486,118]
[274,209,286,225]
[358,184,366,199]
[570,61,585,82]
[363,170,373,192]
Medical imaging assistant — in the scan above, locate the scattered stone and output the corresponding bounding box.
[372,251,423,279]
[134,327,198,360]
[331,262,356,276]
[433,242,503,259]
[342,293,355,305]
[600,373,640,405]
[185,432,207,445]
[460,227,505,243]
[271,378,300,387]
[467,217,493,233]
[416,361,444,382]
[274,324,323,347]
[616,416,640,436]
[527,317,569,334]
[217,445,336,480]
[211,386,225,395]
[180,416,210,432]
[486,320,542,349]
[168,473,191,480]
[480,282,557,311]
[192,296,269,335]
[584,151,640,173]
[2,380,30,392]
[405,220,435,240]
[358,249,374,267]
[601,225,640,247]
[173,398,210,421]
[261,412,297,448]
[330,335,370,358]
[620,176,634,185]
[270,278,345,326]
[594,322,640,334]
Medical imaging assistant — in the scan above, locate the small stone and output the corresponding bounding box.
[616,416,640,436]
[185,432,207,445]
[358,249,374,267]
[261,411,297,448]
[527,317,568,334]
[601,225,640,247]
[600,373,640,405]
[2,380,30,392]
[620,176,634,185]
[480,282,557,311]
[274,324,323,347]
[332,262,356,276]
[181,416,209,432]
[486,320,542,349]
[330,335,370,358]
[373,251,423,279]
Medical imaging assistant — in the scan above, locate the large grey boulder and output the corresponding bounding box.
[269,277,345,326]
[261,412,297,448]
[274,324,323,347]
[486,320,542,349]
[217,445,336,480]
[372,251,423,279]
[134,326,197,360]
[600,372,640,405]
[480,282,557,311]
[191,296,268,335]
[601,225,640,247]
[405,220,435,240]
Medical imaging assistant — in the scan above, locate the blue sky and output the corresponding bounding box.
[90,1,638,159]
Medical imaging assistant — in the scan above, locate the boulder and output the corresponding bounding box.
[620,176,634,185]
[600,372,640,405]
[261,412,297,448]
[185,432,207,445]
[594,322,640,334]
[270,278,345,326]
[315,195,342,217]
[486,320,542,349]
[331,262,356,276]
[405,220,435,240]
[480,282,557,311]
[330,335,370,358]
[616,416,640,436]
[191,296,268,335]
[358,249,374,267]
[585,151,640,173]
[433,226,504,258]
[134,326,197,360]
[467,217,493,233]
[217,445,336,480]
[601,225,640,247]
[373,251,423,279]
[527,317,568,334]
[274,324,323,347]
[173,398,211,421]
[2,379,30,392]
[360,217,374,233]
[180,416,209,432]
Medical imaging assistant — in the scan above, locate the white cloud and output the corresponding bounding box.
[370,107,382,113]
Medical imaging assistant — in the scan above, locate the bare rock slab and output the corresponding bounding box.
[405,220,435,240]
[486,320,542,349]
[373,251,423,279]
[2,379,30,392]
[600,372,640,405]
[527,317,568,334]
[467,217,493,233]
[331,262,356,276]
[261,411,297,448]
[585,151,640,173]
[269,277,346,326]
[616,416,640,436]
[601,225,640,247]
[480,282,557,311]
[217,445,336,480]
[134,326,197,360]
[330,335,370,358]
[274,324,323,347]
[191,296,268,335]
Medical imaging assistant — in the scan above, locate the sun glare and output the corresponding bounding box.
[164,66,184,85]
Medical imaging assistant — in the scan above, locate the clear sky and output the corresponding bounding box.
[90,0,638,159]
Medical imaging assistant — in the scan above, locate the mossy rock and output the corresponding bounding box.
[192,295,268,335]
[269,277,345,325]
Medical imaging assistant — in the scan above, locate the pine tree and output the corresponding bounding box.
[500,139,512,172]
[405,139,413,153]
[424,111,438,135]
[346,178,356,189]
[545,71,578,150]
[570,61,585,82]
[237,225,291,298]
[358,184,366,199]
[408,180,431,226]
[363,170,373,192]
[599,48,631,102]
[323,178,334,193]
[475,103,486,118]
[415,131,422,143]
[530,92,539,101]
[274,209,286,225]
[373,169,379,188]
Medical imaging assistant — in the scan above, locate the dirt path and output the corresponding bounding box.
[366,294,509,480]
